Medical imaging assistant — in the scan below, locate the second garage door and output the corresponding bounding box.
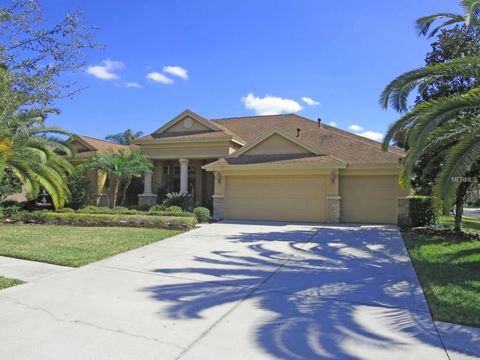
[340,175,398,224]
[224,175,327,222]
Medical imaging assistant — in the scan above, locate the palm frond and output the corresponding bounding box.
[380,56,480,112]
[434,133,480,203]
[403,88,480,178]
[415,13,465,37]
[381,112,417,150]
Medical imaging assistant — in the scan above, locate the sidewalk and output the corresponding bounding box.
[0,256,72,282]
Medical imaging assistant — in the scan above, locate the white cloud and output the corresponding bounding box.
[86,59,125,80]
[241,93,302,115]
[348,124,364,132]
[302,96,319,106]
[163,65,188,80]
[125,82,141,88]
[328,121,337,127]
[357,131,384,141]
[146,72,174,84]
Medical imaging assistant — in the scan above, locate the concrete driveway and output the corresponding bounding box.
[464,207,480,219]
[0,222,476,359]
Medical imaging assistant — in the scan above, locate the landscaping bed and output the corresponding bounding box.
[0,224,182,267]
[42,212,197,230]
[0,203,209,230]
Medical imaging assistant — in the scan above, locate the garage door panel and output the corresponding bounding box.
[340,175,397,224]
[225,175,327,222]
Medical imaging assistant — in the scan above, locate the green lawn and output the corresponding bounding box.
[0,276,23,290]
[439,215,480,232]
[0,224,182,267]
[403,232,480,327]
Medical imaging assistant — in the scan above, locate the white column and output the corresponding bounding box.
[143,171,153,194]
[179,158,189,194]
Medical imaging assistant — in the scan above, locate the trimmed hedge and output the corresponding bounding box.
[409,195,441,227]
[43,213,197,230]
[193,207,211,223]
[76,205,140,215]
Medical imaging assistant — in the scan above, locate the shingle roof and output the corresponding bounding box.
[211,114,404,164]
[206,154,346,167]
[73,135,138,151]
[74,135,132,152]
[136,131,232,141]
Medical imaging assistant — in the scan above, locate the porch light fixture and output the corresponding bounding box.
[215,172,222,184]
[330,170,336,183]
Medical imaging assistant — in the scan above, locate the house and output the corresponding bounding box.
[71,110,409,224]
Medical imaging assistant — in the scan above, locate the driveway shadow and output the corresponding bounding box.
[142,224,448,359]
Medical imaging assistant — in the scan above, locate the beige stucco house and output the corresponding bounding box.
[71,110,409,224]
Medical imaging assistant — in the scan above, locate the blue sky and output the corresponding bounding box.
[45,0,458,141]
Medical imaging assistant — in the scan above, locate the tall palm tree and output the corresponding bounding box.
[381,2,480,231]
[0,69,73,208]
[86,150,152,207]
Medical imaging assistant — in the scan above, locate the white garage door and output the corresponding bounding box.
[340,175,398,224]
[224,175,327,222]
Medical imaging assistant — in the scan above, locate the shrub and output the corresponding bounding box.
[0,201,23,218]
[166,205,182,213]
[55,207,76,213]
[66,165,91,209]
[148,204,166,213]
[409,196,441,227]
[43,212,197,230]
[163,192,193,210]
[76,205,139,215]
[17,210,47,223]
[193,207,210,223]
[130,204,150,211]
[0,169,22,202]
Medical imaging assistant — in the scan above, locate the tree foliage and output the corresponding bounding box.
[0,0,99,106]
[0,68,73,208]
[86,150,152,207]
[0,168,22,201]
[381,3,480,231]
[105,129,144,145]
[66,165,90,209]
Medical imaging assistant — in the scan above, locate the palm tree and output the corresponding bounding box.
[0,69,73,208]
[105,129,144,145]
[119,151,152,206]
[86,150,152,207]
[381,3,480,231]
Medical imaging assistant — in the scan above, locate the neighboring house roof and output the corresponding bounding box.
[69,135,136,160]
[73,135,133,152]
[211,114,404,164]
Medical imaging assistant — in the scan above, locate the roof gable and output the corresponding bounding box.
[152,110,223,136]
[232,127,319,158]
[69,138,94,153]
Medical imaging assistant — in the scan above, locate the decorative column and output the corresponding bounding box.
[212,171,225,220]
[327,196,341,223]
[179,158,189,194]
[138,171,157,206]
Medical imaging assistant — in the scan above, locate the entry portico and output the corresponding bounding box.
[135,110,244,207]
